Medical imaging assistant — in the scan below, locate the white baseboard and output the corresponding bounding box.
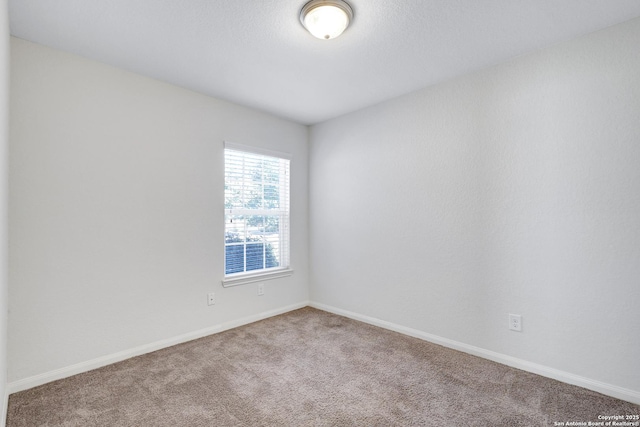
[309,301,640,406]
[1,387,7,427]
[8,300,639,407]
[7,301,308,395]
[218,301,307,332]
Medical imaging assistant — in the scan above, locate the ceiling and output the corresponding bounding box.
[9,1,640,125]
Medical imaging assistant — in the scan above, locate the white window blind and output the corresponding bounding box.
[224,144,290,279]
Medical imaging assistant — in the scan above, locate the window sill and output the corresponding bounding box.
[222,268,293,288]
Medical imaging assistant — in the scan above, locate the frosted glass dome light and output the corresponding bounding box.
[300,0,354,40]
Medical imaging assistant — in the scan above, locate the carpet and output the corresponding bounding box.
[6,307,639,426]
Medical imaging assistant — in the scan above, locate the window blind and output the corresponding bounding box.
[224,145,290,277]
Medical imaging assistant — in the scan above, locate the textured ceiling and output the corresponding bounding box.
[9,1,640,124]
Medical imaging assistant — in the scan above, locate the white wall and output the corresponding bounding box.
[310,17,640,396]
[0,0,8,423]
[7,13,640,407]
[9,38,309,383]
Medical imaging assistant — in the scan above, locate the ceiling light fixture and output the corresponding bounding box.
[300,0,354,40]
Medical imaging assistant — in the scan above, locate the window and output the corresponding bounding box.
[223,142,291,286]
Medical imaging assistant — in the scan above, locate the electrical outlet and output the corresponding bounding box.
[509,314,522,332]
[257,283,264,296]
[207,292,215,306]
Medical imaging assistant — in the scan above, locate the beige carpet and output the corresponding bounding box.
[7,307,639,426]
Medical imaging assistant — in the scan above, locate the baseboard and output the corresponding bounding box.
[9,300,638,406]
[309,301,640,405]
[1,387,7,427]
[217,301,308,333]
[7,301,308,395]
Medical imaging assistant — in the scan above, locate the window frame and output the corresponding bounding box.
[221,142,293,287]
